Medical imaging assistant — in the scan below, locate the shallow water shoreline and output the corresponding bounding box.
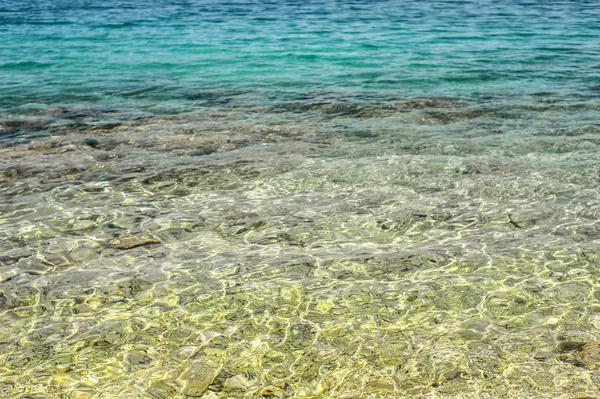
[1,94,600,398]
[2,0,600,396]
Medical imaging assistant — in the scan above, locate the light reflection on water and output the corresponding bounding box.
[1,94,600,398]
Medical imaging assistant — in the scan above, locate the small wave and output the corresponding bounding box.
[0,61,53,69]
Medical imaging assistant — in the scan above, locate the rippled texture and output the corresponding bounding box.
[1,1,600,399]
[1,0,599,113]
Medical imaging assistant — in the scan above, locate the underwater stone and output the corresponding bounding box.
[0,248,33,262]
[365,379,396,394]
[146,382,178,399]
[125,352,154,367]
[456,329,483,341]
[83,138,99,147]
[57,143,78,153]
[190,146,217,156]
[294,387,316,398]
[70,390,94,399]
[440,367,460,381]
[50,373,80,387]
[69,390,93,399]
[39,253,70,267]
[54,363,72,373]
[69,247,97,263]
[576,342,600,368]
[46,241,78,254]
[533,352,551,362]
[261,387,285,398]
[173,346,200,360]
[264,350,286,360]
[110,235,160,250]
[176,361,221,397]
[224,375,251,391]
[557,341,586,353]
[134,290,154,304]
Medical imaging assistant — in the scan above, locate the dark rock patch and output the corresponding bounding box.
[190,146,218,156]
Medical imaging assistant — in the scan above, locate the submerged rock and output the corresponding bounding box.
[190,146,217,156]
[50,373,80,387]
[224,375,253,391]
[0,248,33,263]
[577,343,600,369]
[261,387,285,398]
[124,352,154,367]
[147,382,178,399]
[557,341,586,353]
[83,138,99,147]
[110,235,160,250]
[69,247,98,263]
[557,341,600,369]
[365,378,396,394]
[176,361,221,397]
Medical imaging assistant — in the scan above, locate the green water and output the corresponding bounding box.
[1,1,600,398]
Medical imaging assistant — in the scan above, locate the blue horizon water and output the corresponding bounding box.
[1,0,599,115]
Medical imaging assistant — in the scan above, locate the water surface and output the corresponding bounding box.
[1,1,600,398]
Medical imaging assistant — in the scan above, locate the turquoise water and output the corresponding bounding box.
[1,1,600,399]
[1,0,599,113]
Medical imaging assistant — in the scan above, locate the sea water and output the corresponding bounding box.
[1,1,600,398]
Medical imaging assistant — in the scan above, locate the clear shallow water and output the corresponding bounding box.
[1,1,600,399]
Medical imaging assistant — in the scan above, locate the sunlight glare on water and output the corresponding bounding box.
[1,1,600,398]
